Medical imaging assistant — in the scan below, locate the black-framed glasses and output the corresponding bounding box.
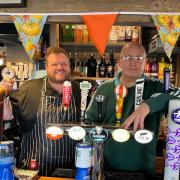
[121,56,145,62]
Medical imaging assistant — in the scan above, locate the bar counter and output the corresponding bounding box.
[39,177,73,180]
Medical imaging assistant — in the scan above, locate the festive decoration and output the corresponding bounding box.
[152,15,180,59]
[11,15,47,60]
[81,14,117,55]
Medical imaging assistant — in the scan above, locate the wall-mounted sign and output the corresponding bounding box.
[0,0,26,8]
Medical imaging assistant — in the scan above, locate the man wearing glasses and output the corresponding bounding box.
[85,42,180,179]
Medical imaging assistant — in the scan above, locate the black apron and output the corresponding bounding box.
[19,78,78,176]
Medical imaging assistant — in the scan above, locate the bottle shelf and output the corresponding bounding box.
[60,42,126,53]
[60,42,126,46]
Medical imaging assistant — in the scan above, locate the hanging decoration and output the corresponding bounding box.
[152,15,180,59]
[81,14,117,55]
[11,15,48,60]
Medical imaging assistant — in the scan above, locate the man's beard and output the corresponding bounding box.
[48,75,70,84]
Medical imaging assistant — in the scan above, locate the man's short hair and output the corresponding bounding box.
[120,42,146,57]
[45,47,69,64]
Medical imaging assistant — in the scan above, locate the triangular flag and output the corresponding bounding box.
[11,15,48,60]
[81,14,117,55]
[152,15,180,59]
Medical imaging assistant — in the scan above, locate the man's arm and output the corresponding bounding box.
[122,85,180,131]
[0,79,14,120]
[3,98,14,120]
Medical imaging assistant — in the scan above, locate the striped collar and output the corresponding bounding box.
[114,71,146,87]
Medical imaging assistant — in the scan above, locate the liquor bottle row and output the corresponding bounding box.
[61,24,141,43]
[71,53,176,81]
[70,52,116,78]
[144,56,176,82]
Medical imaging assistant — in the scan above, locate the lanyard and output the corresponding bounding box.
[115,84,128,126]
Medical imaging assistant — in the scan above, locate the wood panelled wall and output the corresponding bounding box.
[0,0,179,25]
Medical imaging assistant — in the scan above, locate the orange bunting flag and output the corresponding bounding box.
[152,15,180,59]
[11,15,48,60]
[81,14,117,55]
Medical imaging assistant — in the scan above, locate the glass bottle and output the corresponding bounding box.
[34,37,42,59]
[98,54,107,77]
[158,56,166,80]
[144,57,151,77]
[74,52,80,76]
[81,53,88,77]
[42,35,48,57]
[125,26,132,42]
[150,57,158,78]
[131,26,139,42]
[63,24,74,42]
[69,52,75,74]
[106,51,115,78]
[169,57,175,83]
[87,53,97,77]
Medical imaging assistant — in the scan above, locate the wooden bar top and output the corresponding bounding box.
[39,177,74,180]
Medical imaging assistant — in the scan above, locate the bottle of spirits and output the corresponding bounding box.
[74,25,82,43]
[158,56,166,80]
[42,35,48,57]
[144,58,151,77]
[125,26,132,42]
[131,26,139,42]
[87,53,97,77]
[74,52,80,76]
[34,37,42,59]
[82,25,89,43]
[69,52,75,74]
[150,57,158,78]
[169,57,175,83]
[98,54,107,77]
[106,51,115,78]
[109,26,118,43]
[63,24,74,42]
[118,26,125,43]
[81,53,88,77]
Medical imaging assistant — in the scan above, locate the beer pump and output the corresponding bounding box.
[47,80,154,180]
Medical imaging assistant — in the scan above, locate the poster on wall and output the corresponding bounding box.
[0,0,26,7]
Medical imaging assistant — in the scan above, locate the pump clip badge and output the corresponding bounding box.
[89,126,108,142]
[171,108,180,125]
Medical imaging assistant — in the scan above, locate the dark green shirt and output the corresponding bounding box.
[85,73,180,174]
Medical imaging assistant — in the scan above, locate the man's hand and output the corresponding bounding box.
[0,79,14,96]
[122,103,150,132]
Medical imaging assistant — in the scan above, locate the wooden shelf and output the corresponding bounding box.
[60,42,125,53]
[60,42,125,47]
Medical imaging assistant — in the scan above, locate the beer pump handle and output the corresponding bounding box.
[95,95,105,122]
[97,102,103,122]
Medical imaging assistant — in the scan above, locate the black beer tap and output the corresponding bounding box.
[95,95,105,122]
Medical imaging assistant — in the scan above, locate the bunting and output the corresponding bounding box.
[81,14,117,55]
[152,15,180,59]
[11,15,48,60]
